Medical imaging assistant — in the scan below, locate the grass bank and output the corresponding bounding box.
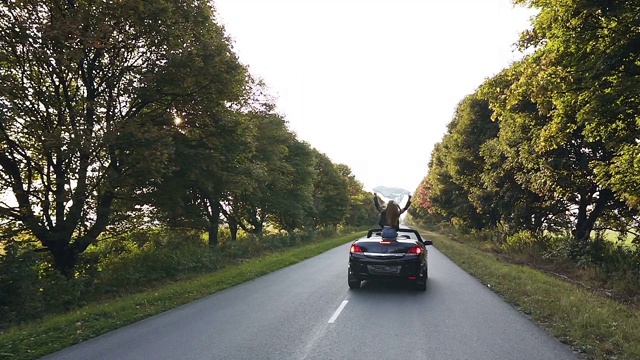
[0,232,364,360]
[423,229,640,360]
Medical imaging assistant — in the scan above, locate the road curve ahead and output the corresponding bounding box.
[43,238,581,360]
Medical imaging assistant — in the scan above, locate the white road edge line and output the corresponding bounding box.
[328,300,349,323]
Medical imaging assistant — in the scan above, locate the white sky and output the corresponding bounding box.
[213,0,538,193]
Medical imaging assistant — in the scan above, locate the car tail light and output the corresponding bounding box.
[407,246,422,255]
[350,244,364,254]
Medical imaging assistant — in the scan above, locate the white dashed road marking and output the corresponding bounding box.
[328,300,349,323]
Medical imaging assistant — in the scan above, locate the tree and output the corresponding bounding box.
[0,0,246,274]
[221,112,294,237]
[481,57,634,247]
[154,77,283,244]
[335,164,378,228]
[268,139,316,234]
[408,176,444,227]
[443,94,501,228]
[507,0,640,251]
[310,151,349,229]
[477,65,570,233]
[150,109,254,246]
[418,141,483,230]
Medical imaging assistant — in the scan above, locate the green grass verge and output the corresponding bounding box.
[0,231,365,360]
[424,229,640,360]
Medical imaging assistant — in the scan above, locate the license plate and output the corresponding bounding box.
[367,265,400,274]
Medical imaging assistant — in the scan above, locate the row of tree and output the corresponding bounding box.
[0,0,377,276]
[411,0,640,252]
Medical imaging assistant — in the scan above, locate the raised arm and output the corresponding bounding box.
[373,193,383,212]
[400,195,412,214]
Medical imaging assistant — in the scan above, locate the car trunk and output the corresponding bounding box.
[356,239,416,257]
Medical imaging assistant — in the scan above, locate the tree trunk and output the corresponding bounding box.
[218,205,238,241]
[247,208,263,235]
[207,202,221,246]
[250,222,263,235]
[573,190,591,243]
[571,188,613,258]
[229,219,238,241]
[208,224,218,246]
[48,242,78,278]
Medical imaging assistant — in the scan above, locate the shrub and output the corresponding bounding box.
[0,225,346,327]
[37,265,90,313]
[503,230,565,260]
[589,239,640,298]
[0,241,42,325]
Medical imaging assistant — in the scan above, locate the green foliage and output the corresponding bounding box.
[607,144,640,208]
[0,231,366,360]
[508,0,640,236]
[266,138,317,233]
[594,244,640,298]
[413,94,505,231]
[37,266,91,313]
[0,240,97,325]
[336,164,378,228]
[0,0,248,273]
[147,109,257,245]
[0,0,363,273]
[218,112,315,237]
[451,223,640,301]
[310,151,350,228]
[479,62,573,233]
[95,230,213,290]
[503,230,553,257]
[444,94,502,228]
[425,228,640,360]
[0,226,355,328]
[419,0,640,251]
[0,241,42,325]
[419,142,482,230]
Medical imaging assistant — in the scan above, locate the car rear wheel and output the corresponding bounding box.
[415,267,427,291]
[349,279,361,289]
[348,270,361,289]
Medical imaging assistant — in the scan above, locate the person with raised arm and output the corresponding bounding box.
[373,192,411,238]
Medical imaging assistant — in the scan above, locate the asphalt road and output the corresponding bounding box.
[43,237,581,360]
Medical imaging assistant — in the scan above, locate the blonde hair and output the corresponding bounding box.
[385,200,401,228]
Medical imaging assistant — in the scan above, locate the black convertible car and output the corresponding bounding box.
[348,228,433,291]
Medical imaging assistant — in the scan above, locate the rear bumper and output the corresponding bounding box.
[349,255,425,281]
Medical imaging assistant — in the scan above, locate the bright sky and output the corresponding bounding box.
[213,0,538,193]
